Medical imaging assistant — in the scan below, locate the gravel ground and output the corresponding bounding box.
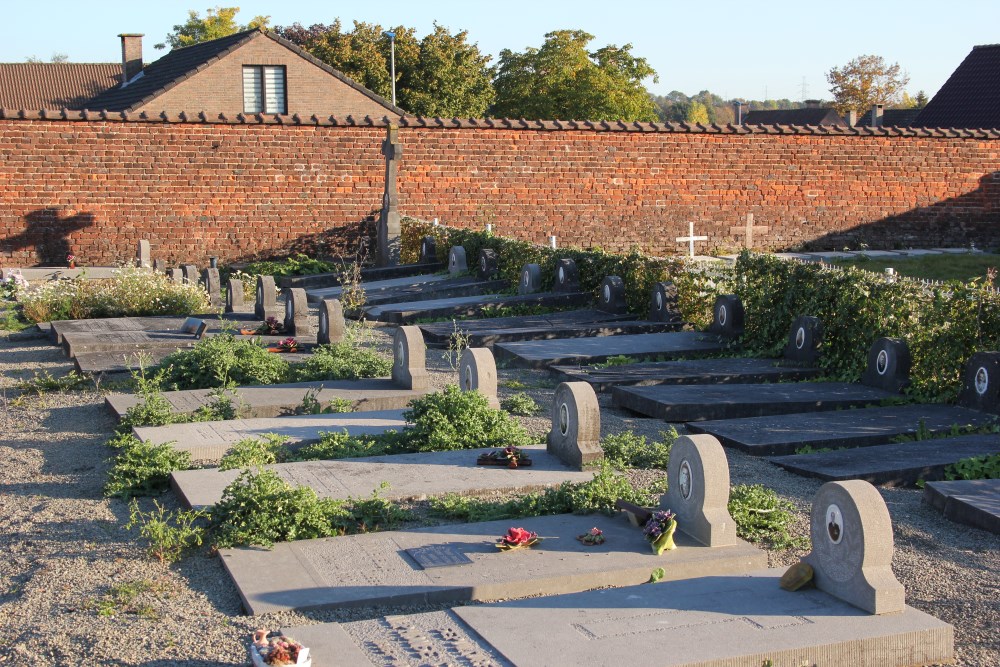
[0,323,997,666]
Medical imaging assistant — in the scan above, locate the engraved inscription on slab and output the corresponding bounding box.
[407,545,474,569]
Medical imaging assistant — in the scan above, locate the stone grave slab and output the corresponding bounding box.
[554,357,821,392]
[611,381,895,422]
[843,250,904,259]
[770,434,1000,486]
[924,479,1000,534]
[494,331,727,369]
[106,379,430,421]
[687,404,995,456]
[364,291,590,325]
[218,512,766,615]
[305,274,507,307]
[895,248,942,256]
[466,321,679,348]
[134,410,407,461]
[47,313,259,345]
[60,318,276,358]
[171,445,594,510]
[0,267,117,281]
[450,569,952,667]
[74,348,311,375]
[418,309,636,346]
[278,262,445,290]
[799,250,855,261]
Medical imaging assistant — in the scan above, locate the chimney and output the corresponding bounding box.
[844,110,857,127]
[869,104,884,127]
[733,101,743,124]
[118,33,144,86]
[804,99,821,109]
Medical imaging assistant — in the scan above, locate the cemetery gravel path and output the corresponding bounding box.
[0,328,997,666]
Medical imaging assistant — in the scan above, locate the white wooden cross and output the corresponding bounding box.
[675,221,708,258]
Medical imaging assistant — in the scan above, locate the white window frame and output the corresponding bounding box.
[242,65,287,114]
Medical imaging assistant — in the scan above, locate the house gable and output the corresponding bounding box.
[915,44,1000,129]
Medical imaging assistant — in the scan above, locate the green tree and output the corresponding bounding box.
[156,6,270,50]
[826,54,910,115]
[685,100,710,124]
[491,29,659,121]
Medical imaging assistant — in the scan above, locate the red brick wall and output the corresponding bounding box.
[1,118,998,266]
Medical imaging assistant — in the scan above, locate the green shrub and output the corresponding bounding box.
[401,385,534,452]
[291,430,401,461]
[600,429,676,469]
[104,436,193,499]
[117,366,187,432]
[945,453,1000,481]
[500,392,541,416]
[17,369,91,395]
[242,254,336,278]
[125,499,208,563]
[218,434,291,471]
[728,484,805,549]
[292,342,392,381]
[159,333,290,389]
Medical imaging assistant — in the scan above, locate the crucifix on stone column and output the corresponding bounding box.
[675,221,708,258]
[377,124,402,267]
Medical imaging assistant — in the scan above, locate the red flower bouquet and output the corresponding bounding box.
[496,527,541,551]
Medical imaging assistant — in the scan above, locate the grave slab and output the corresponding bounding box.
[687,404,995,456]
[171,445,594,510]
[418,309,635,346]
[47,313,258,345]
[74,348,311,375]
[843,250,904,259]
[363,291,590,325]
[218,512,766,615]
[466,320,679,348]
[452,569,952,667]
[60,321,297,359]
[894,249,942,256]
[134,410,407,461]
[494,331,728,369]
[770,434,1000,486]
[0,267,118,281]
[277,262,445,289]
[612,381,895,422]
[106,380,429,421]
[554,357,821,392]
[924,479,1000,534]
[306,274,506,307]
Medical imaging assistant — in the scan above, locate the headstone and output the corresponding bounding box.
[663,434,737,547]
[448,246,467,275]
[418,236,437,264]
[458,348,499,408]
[597,275,627,314]
[377,123,402,267]
[182,264,199,285]
[647,281,681,323]
[675,220,708,257]
[180,317,208,338]
[317,299,345,345]
[706,294,744,338]
[168,268,183,284]
[283,288,312,336]
[803,480,905,614]
[478,248,499,279]
[861,338,911,393]
[958,351,1000,414]
[225,278,245,313]
[552,259,579,293]
[136,239,151,268]
[255,275,276,319]
[209,256,218,269]
[547,382,603,470]
[783,315,822,365]
[392,326,429,390]
[202,268,222,308]
[153,258,165,272]
[518,263,542,295]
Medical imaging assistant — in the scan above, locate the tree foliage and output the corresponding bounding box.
[491,30,659,121]
[156,6,270,50]
[685,100,710,124]
[826,54,910,115]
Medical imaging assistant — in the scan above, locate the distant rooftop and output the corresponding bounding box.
[915,43,1000,129]
[743,107,845,126]
[0,63,120,109]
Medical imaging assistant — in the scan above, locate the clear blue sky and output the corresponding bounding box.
[4,0,997,102]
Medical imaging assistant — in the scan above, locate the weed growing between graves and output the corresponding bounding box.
[103,435,194,499]
[242,254,336,278]
[125,500,208,563]
[600,430,677,469]
[296,389,355,415]
[159,333,291,389]
[116,365,244,430]
[944,453,1000,481]
[401,385,534,451]
[500,392,541,416]
[16,369,91,395]
[16,265,210,323]
[444,321,471,370]
[727,484,806,549]
[85,578,174,620]
[592,355,636,369]
[291,342,392,381]
[292,430,400,461]
[219,435,292,471]
[0,298,30,332]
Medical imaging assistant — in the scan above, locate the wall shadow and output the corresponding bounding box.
[2,208,95,265]
[230,213,379,264]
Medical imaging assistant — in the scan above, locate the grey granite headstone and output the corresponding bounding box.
[783,315,822,365]
[448,246,468,275]
[663,434,737,547]
[648,281,681,323]
[168,268,183,284]
[202,268,222,308]
[458,347,499,409]
[419,236,437,264]
[182,264,199,285]
[392,325,429,390]
[552,259,579,293]
[152,258,165,272]
[225,278,245,313]
[478,249,499,279]
[518,263,542,295]
[958,351,999,414]
[136,239,151,268]
[803,480,905,615]
[597,275,627,314]
[706,294,744,338]
[283,288,312,336]
[547,382,603,470]
[255,275,276,319]
[318,299,345,345]
[861,337,911,393]
[376,124,402,267]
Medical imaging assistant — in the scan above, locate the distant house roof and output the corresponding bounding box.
[881,108,922,127]
[87,28,402,115]
[743,107,846,126]
[0,63,120,109]
[915,44,1000,129]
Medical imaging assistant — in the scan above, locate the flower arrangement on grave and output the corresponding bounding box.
[244,316,283,336]
[643,509,678,555]
[495,527,541,551]
[67,254,77,268]
[250,629,310,666]
[576,527,605,546]
[271,337,299,353]
[476,446,532,468]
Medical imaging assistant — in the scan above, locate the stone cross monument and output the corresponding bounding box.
[377,124,402,267]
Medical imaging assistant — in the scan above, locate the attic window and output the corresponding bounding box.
[243,65,286,114]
